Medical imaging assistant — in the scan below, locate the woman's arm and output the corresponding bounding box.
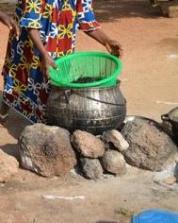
[76,0,122,57]
[0,11,19,37]
[28,29,56,77]
[85,29,122,57]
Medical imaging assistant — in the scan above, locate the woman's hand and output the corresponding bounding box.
[28,29,57,78]
[105,39,123,58]
[41,53,57,78]
[0,12,19,38]
[85,29,123,58]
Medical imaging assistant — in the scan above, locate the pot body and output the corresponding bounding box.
[161,107,178,140]
[47,84,126,134]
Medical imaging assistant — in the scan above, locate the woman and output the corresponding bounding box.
[0,0,122,123]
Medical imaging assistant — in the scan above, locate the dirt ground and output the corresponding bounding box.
[0,0,178,223]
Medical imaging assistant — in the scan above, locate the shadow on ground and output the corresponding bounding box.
[95,0,162,22]
[0,91,30,139]
[0,91,30,159]
[0,111,30,160]
[1,143,20,160]
[0,0,162,23]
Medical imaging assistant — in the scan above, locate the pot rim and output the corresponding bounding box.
[51,80,121,92]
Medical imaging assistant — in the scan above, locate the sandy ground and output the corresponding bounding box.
[0,0,178,222]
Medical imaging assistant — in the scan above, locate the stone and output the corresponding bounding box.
[153,163,177,186]
[101,150,127,175]
[80,158,103,179]
[163,176,177,185]
[121,117,178,171]
[19,124,77,177]
[0,149,19,182]
[71,130,105,158]
[102,130,129,152]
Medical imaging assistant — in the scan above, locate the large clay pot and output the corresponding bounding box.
[47,83,126,135]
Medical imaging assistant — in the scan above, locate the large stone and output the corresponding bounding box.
[121,117,178,171]
[101,150,127,175]
[80,158,103,179]
[19,124,77,177]
[0,149,19,182]
[102,130,129,152]
[71,130,105,158]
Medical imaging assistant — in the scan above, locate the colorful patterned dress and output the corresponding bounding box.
[2,0,99,123]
